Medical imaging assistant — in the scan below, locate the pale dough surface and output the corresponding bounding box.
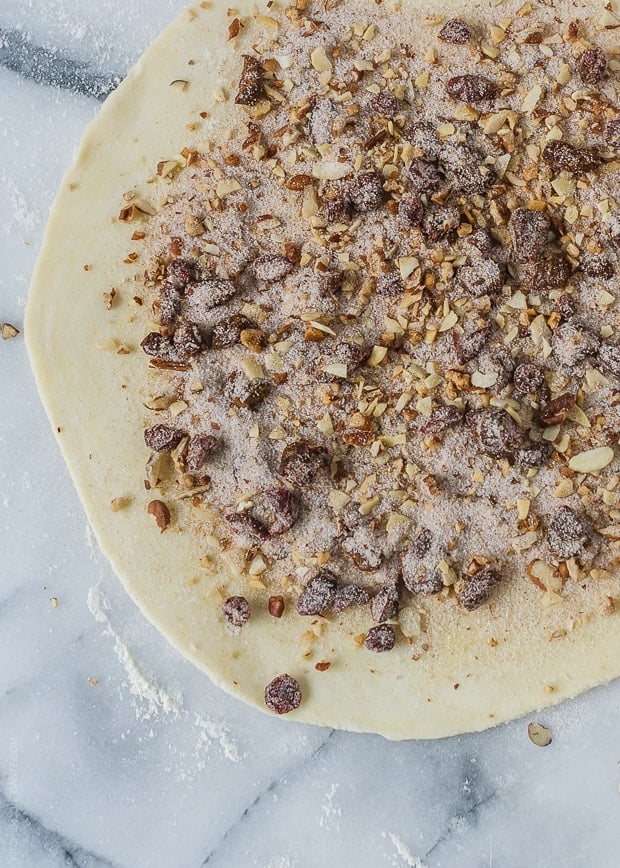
[26,0,620,738]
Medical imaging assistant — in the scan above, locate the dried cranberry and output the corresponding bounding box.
[370,582,400,622]
[535,255,571,289]
[423,206,460,242]
[228,377,270,409]
[322,194,352,224]
[144,424,184,453]
[368,91,399,116]
[408,158,442,194]
[421,405,462,436]
[580,253,613,279]
[348,171,385,213]
[167,258,196,288]
[403,121,442,158]
[402,562,443,596]
[211,315,254,349]
[540,392,575,427]
[398,195,424,227]
[513,363,545,395]
[557,294,577,320]
[552,322,599,371]
[235,54,264,106]
[193,278,239,309]
[472,408,524,459]
[297,570,338,616]
[438,18,474,43]
[173,322,202,359]
[222,596,250,628]
[225,511,268,541]
[579,47,607,84]
[279,440,328,486]
[547,506,589,560]
[252,254,294,283]
[141,332,175,360]
[186,434,219,473]
[264,674,302,714]
[458,259,502,297]
[318,270,344,294]
[604,118,620,149]
[598,343,620,378]
[410,528,432,559]
[376,271,404,296]
[364,624,396,652]
[542,141,599,173]
[332,584,371,613]
[159,284,182,327]
[460,566,502,610]
[463,228,493,257]
[441,144,494,194]
[508,208,550,263]
[445,74,497,103]
[452,325,491,364]
[254,487,301,537]
[517,441,550,468]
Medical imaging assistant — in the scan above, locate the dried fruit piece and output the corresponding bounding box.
[222,596,250,628]
[596,343,620,379]
[252,254,294,283]
[441,144,494,195]
[167,258,196,288]
[472,408,524,459]
[552,322,599,371]
[540,392,575,426]
[297,570,338,615]
[513,363,545,395]
[370,582,400,622]
[348,171,385,213]
[423,206,460,242]
[264,674,302,714]
[376,271,404,296]
[452,325,491,364]
[147,499,170,533]
[421,405,462,436]
[463,228,493,258]
[186,434,219,473]
[342,527,383,571]
[528,722,552,747]
[508,208,549,263]
[364,624,396,652]
[225,511,269,542]
[535,255,571,289]
[408,158,442,195]
[227,376,270,409]
[517,441,550,468]
[212,314,254,349]
[579,47,607,84]
[144,424,184,452]
[547,506,589,559]
[321,194,352,224]
[557,294,577,320]
[581,253,613,279]
[254,487,301,536]
[368,91,399,116]
[279,440,328,486]
[460,565,502,610]
[159,284,182,327]
[542,141,599,173]
[332,584,371,613]
[458,259,502,297]
[445,74,497,103]
[173,322,203,359]
[604,118,620,149]
[193,278,239,309]
[398,195,424,226]
[235,54,264,106]
[438,18,474,44]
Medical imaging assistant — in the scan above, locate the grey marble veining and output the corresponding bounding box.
[1,2,620,867]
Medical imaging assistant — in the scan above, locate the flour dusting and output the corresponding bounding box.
[384,833,428,868]
[87,585,240,763]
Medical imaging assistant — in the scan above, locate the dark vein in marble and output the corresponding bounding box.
[0,28,123,100]
[201,729,337,866]
[0,789,121,868]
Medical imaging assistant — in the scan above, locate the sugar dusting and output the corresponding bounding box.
[87,584,240,763]
[384,833,428,868]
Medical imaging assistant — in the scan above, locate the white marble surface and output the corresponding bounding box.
[1,2,619,866]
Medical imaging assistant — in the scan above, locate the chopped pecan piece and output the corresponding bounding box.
[268,595,285,618]
[542,141,599,173]
[279,440,328,486]
[540,392,575,426]
[235,54,265,106]
[438,18,474,43]
[222,596,250,628]
[147,500,170,533]
[460,565,502,611]
[297,570,338,615]
[144,424,184,453]
[445,74,497,103]
[364,624,396,652]
[264,674,302,714]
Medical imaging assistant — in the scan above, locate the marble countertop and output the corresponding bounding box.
[1,2,619,866]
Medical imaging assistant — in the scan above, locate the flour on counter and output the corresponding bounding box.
[319,783,341,831]
[384,833,428,868]
[87,584,241,763]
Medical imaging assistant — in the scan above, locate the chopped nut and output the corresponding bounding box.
[147,500,170,533]
[528,722,552,747]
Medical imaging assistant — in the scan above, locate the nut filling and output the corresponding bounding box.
[129,1,619,686]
